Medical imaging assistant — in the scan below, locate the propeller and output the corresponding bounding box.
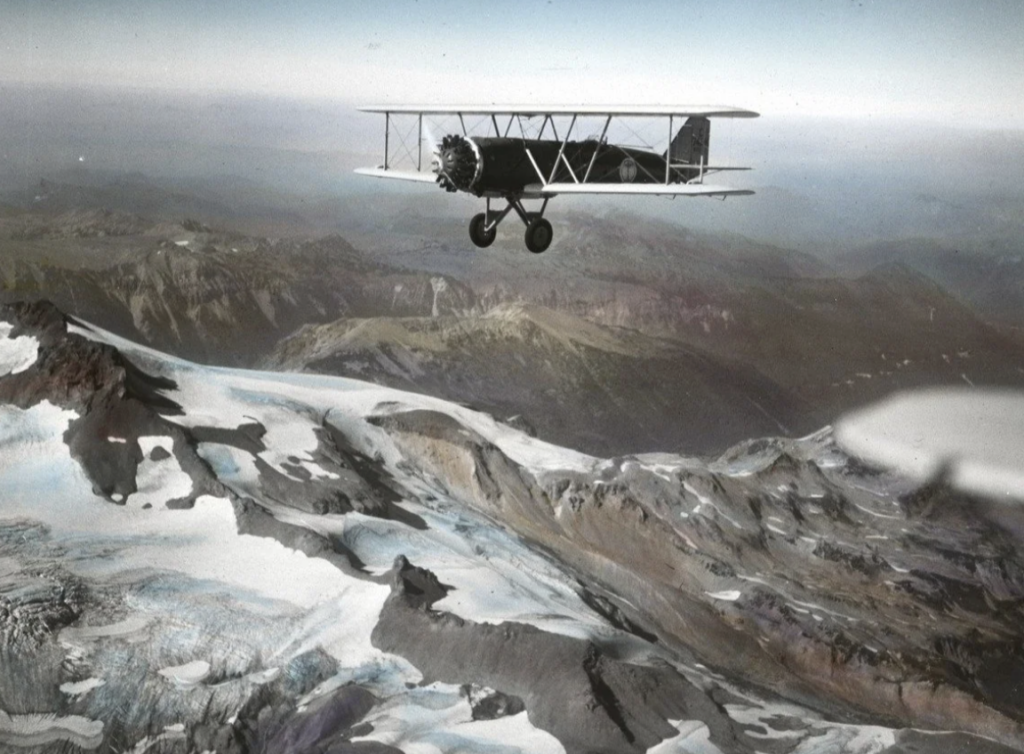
[431,133,479,193]
[422,120,442,162]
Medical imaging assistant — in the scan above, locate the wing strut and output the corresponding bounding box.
[665,115,673,184]
[524,148,547,185]
[549,115,576,184]
[583,116,612,183]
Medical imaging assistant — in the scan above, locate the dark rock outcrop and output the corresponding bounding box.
[372,555,753,754]
[0,300,218,506]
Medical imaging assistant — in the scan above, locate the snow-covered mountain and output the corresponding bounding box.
[1,300,1023,753]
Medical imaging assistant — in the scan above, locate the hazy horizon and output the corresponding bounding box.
[2,1,1023,253]
[3,0,1024,127]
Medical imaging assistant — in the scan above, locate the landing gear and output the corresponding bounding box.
[469,213,496,247]
[524,218,552,254]
[467,196,553,253]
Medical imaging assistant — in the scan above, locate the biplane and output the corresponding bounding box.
[355,105,758,253]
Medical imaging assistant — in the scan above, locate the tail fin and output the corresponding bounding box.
[667,116,710,167]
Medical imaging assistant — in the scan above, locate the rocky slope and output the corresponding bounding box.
[265,301,805,457]
[0,220,477,365]
[2,300,1023,753]
[839,236,1024,332]
[363,212,1024,417]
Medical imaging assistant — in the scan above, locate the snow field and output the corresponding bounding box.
[128,436,193,508]
[350,682,566,754]
[0,404,384,611]
[70,320,600,477]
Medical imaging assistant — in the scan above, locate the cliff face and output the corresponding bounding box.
[2,301,1022,753]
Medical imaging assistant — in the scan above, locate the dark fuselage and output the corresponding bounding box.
[470,137,698,196]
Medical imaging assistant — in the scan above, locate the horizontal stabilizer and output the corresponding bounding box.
[671,165,752,171]
[532,183,754,197]
[354,167,437,184]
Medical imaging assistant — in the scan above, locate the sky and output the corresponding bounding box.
[2,0,1024,127]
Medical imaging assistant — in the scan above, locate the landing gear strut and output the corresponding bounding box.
[468,196,552,253]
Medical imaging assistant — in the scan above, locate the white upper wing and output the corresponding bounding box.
[358,105,759,118]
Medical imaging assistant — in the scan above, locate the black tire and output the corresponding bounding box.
[524,218,553,254]
[469,213,496,248]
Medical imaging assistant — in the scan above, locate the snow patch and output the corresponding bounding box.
[69,320,599,476]
[59,616,151,647]
[647,719,724,754]
[352,683,565,754]
[298,459,340,481]
[123,723,187,754]
[641,462,680,482]
[724,700,897,753]
[0,401,84,504]
[273,503,620,646]
[0,404,378,610]
[705,590,741,602]
[0,321,39,376]
[245,667,281,684]
[0,710,104,750]
[157,660,210,687]
[59,678,106,697]
[128,436,192,508]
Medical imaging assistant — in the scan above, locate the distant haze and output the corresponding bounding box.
[2,0,1023,126]
[2,84,1022,254]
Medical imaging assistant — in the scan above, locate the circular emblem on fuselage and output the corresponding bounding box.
[619,157,637,183]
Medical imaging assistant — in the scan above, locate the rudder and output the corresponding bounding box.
[667,116,710,167]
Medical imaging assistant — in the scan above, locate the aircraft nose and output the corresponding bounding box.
[434,134,478,192]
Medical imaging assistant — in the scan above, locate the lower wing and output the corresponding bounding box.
[533,183,754,197]
[354,167,437,184]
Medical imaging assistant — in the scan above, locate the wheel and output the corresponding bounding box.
[524,218,552,254]
[469,213,496,248]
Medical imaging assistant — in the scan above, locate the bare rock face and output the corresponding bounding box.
[229,673,396,754]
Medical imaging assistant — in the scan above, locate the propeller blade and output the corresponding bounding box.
[422,120,441,156]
